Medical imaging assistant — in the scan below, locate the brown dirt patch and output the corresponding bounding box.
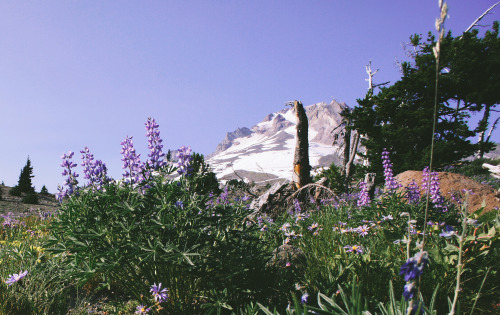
[395,171,499,213]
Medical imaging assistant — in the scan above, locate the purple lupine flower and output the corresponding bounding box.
[176,145,193,175]
[381,149,400,193]
[5,270,28,286]
[150,283,169,303]
[405,180,420,204]
[421,167,430,194]
[145,118,166,170]
[430,172,447,211]
[1,212,19,228]
[80,147,109,191]
[357,180,370,207]
[56,151,79,202]
[301,292,309,304]
[217,186,229,205]
[120,136,144,185]
[344,245,364,254]
[175,200,184,209]
[403,282,417,301]
[400,251,428,282]
[407,301,425,315]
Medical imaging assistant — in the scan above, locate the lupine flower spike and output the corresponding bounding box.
[357,180,370,207]
[145,117,166,170]
[381,149,400,193]
[56,151,79,201]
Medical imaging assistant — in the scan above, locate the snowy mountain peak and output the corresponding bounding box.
[208,100,348,184]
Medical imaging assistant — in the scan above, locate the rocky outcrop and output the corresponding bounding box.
[395,171,499,213]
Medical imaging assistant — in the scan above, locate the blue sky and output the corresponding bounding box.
[1,0,499,193]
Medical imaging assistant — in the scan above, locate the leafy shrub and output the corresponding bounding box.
[9,185,21,197]
[46,166,276,312]
[22,192,38,204]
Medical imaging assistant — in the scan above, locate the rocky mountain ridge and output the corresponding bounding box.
[207,100,350,184]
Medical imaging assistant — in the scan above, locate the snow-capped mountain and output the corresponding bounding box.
[207,100,349,184]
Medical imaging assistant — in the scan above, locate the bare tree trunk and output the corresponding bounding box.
[344,131,360,191]
[292,100,311,189]
[476,104,491,159]
[486,116,500,143]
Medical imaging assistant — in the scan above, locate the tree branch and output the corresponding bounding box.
[464,1,500,33]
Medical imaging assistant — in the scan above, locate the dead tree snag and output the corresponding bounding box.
[289,100,311,189]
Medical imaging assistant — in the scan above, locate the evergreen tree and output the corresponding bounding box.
[40,185,49,195]
[17,157,36,194]
[347,23,499,176]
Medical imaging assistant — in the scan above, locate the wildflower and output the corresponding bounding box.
[280,223,291,232]
[407,301,425,314]
[145,117,166,170]
[405,180,420,204]
[439,225,457,238]
[466,218,482,228]
[355,224,370,236]
[400,251,428,282]
[176,145,193,175]
[381,149,400,192]
[430,172,447,211]
[295,212,309,222]
[421,166,430,193]
[5,270,28,286]
[301,292,309,304]
[344,245,364,254]
[260,224,268,232]
[381,214,393,221]
[308,223,318,230]
[293,198,302,213]
[285,262,291,267]
[80,147,109,191]
[121,136,144,185]
[135,304,151,314]
[403,282,417,301]
[357,181,371,207]
[175,200,184,209]
[56,151,80,201]
[150,283,169,303]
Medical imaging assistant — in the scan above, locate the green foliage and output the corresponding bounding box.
[15,157,36,194]
[187,152,221,196]
[44,165,275,312]
[9,185,22,197]
[314,163,346,194]
[39,185,49,195]
[22,192,38,205]
[446,158,498,177]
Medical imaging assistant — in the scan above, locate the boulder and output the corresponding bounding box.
[395,171,499,213]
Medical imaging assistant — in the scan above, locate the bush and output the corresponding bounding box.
[46,164,276,312]
[22,193,39,204]
[9,186,21,197]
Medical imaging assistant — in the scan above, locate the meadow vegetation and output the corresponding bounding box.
[1,2,499,314]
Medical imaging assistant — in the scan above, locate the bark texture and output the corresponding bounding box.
[292,100,312,189]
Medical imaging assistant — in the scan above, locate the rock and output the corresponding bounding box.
[249,181,294,218]
[395,171,499,213]
[267,244,306,271]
